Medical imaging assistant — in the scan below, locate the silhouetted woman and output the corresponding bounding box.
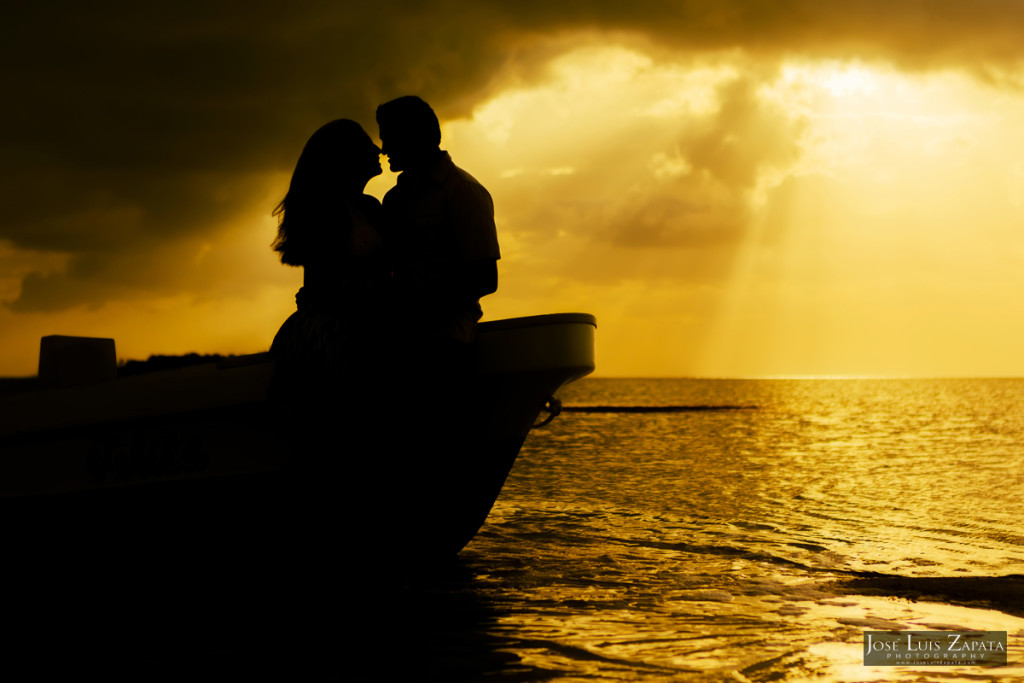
[269,119,388,420]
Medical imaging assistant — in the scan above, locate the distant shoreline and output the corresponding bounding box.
[0,353,236,394]
[4,372,1023,386]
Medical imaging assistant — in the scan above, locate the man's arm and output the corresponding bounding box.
[450,178,500,301]
[404,258,496,311]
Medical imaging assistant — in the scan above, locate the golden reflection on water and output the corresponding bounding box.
[460,379,1024,681]
[468,527,1024,681]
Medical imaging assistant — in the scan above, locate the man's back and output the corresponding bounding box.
[383,150,500,343]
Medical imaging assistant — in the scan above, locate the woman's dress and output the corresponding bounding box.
[269,197,388,423]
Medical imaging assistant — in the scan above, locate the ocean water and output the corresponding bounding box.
[384,378,1024,682]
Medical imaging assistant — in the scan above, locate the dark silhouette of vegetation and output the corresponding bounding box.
[117,353,234,376]
[0,353,237,392]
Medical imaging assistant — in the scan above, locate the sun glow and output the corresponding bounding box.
[440,46,1024,377]
[819,64,881,97]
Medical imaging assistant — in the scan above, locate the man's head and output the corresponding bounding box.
[376,96,442,173]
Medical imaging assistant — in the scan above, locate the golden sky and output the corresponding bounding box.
[5,1,1024,377]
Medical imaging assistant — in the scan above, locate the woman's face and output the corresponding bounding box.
[352,131,383,184]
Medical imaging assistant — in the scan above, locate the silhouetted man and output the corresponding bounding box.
[375,96,500,534]
[376,96,500,360]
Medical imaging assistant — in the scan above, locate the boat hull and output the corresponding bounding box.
[0,314,595,570]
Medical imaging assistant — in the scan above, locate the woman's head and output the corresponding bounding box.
[288,119,382,192]
[273,119,382,265]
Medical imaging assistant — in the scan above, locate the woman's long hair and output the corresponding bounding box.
[273,119,369,266]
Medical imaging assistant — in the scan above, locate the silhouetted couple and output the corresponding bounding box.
[269,97,500,475]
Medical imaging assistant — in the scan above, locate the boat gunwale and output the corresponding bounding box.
[478,313,596,333]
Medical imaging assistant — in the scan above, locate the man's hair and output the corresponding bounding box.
[376,96,441,147]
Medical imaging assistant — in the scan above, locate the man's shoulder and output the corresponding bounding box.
[453,166,490,194]
[444,159,493,205]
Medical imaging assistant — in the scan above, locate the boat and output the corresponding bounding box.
[0,313,595,575]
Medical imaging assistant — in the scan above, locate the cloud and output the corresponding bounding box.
[602,74,806,250]
[4,0,1024,312]
[2,1,527,310]
[455,62,807,292]
[507,1,1024,70]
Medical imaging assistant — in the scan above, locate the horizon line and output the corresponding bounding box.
[3,373,1024,382]
[582,374,1024,381]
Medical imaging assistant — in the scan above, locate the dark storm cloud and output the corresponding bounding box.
[508,0,1024,70]
[4,0,1024,310]
[2,1,517,310]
